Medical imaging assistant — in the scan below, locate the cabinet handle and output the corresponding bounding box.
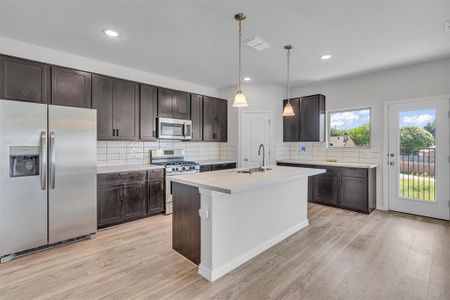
[152,130,156,137]
[113,129,116,136]
[117,129,119,136]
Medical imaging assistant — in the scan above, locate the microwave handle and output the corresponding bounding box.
[182,123,186,137]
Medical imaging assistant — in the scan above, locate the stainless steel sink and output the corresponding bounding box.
[237,167,272,174]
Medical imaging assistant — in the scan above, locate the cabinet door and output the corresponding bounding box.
[0,55,49,103]
[122,182,147,220]
[97,185,122,227]
[339,176,368,213]
[140,84,157,140]
[191,94,203,141]
[92,75,115,140]
[203,96,216,141]
[299,94,325,142]
[51,66,91,108]
[312,175,338,205]
[173,91,190,119]
[115,79,139,140]
[283,98,300,142]
[148,181,165,215]
[157,88,173,118]
[215,99,228,142]
[211,163,236,171]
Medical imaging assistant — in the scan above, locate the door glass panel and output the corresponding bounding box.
[398,109,436,202]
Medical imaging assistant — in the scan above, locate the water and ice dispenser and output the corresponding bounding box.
[9,146,40,177]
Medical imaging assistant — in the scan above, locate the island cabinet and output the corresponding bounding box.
[282,94,325,142]
[157,88,190,120]
[92,75,139,141]
[0,54,50,104]
[97,169,165,229]
[277,162,376,214]
[190,94,203,141]
[203,96,227,142]
[51,66,91,108]
[140,84,158,141]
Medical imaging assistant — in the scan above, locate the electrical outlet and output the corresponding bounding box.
[299,146,306,153]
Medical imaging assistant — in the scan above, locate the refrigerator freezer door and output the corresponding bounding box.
[0,100,48,257]
[48,105,97,243]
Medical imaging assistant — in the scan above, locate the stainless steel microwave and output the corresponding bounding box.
[156,117,192,140]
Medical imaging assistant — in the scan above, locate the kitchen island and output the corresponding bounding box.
[170,166,325,282]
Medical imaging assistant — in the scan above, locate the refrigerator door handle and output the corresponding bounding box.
[40,131,47,190]
[49,131,56,190]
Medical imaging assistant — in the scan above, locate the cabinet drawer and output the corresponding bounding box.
[147,168,164,181]
[200,165,212,172]
[339,167,367,178]
[98,171,147,186]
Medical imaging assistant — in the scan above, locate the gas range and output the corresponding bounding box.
[150,149,200,175]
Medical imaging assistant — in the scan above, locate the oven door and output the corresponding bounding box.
[157,117,192,140]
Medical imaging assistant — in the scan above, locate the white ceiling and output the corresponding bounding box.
[1,0,449,89]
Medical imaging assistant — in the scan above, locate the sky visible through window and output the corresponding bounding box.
[330,109,370,130]
[399,109,435,128]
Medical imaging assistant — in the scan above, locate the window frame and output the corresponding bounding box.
[327,106,372,149]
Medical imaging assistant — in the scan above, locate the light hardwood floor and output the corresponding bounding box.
[0,203,449,300]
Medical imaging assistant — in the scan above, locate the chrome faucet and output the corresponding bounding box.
[258,144,265,169]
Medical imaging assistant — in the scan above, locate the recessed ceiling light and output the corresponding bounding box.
[103,29,120,37]
[320,54,332,60]
[243,77,251,81]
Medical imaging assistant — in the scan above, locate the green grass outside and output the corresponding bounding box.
[399,174,435,201]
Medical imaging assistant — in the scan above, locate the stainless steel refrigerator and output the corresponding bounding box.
[0,99,97,262]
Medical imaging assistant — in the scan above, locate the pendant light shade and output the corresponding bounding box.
[283,101,295,116]
[234,90,247,107]
[233,13,248,108]
[282,44,295,117]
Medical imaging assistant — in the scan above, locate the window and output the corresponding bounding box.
[328,108,371,147]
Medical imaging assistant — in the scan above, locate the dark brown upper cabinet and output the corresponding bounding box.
[283,98,301,142]
[0,55,50,104]
[299,94,325,142]
[140,84,157,141]
[203,97,227,142]
[283,94,325,142]
[92,75,139,140]
[51,66,91,108]
[190,94,203,141]
[157,88,190,120]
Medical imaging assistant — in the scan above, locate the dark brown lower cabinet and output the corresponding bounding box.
[200,162,236,172]
[97,169,165,228]
[172,182,201,265]
[148,180,165,215]
[122,182,147,221]
[277,162,376,214]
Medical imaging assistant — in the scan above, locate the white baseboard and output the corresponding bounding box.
[198,219,309,282]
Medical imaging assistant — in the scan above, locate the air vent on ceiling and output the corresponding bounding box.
[445,20,450,32]
[245,36,271,51]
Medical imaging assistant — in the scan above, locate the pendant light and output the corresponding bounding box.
[233,13,248,108]
[282,45,295,117]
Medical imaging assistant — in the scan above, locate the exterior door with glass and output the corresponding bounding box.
[387,97,449,220]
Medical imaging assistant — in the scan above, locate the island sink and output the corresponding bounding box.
[236,167,272,174]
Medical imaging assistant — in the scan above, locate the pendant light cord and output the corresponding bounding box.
[287,48,290,103]
[238,19,242,92]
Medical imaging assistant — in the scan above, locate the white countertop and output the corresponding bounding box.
[169,165,325,194]
[277,159,377,169]
[196,160,237,166]
[97,164,164,174]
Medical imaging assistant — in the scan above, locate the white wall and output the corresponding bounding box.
[219,84,284,166]
[0,36,219,97]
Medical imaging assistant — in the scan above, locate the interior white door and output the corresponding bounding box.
[241,112,271,168]
[387,97,449,220]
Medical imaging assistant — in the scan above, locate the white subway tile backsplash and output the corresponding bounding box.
[277,142,380,165]
[97,141,237,167]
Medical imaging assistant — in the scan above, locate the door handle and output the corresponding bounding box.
[49,131,56,189]
[244,158,248,162]
[40,131,47,190]
[389,161,395,166]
